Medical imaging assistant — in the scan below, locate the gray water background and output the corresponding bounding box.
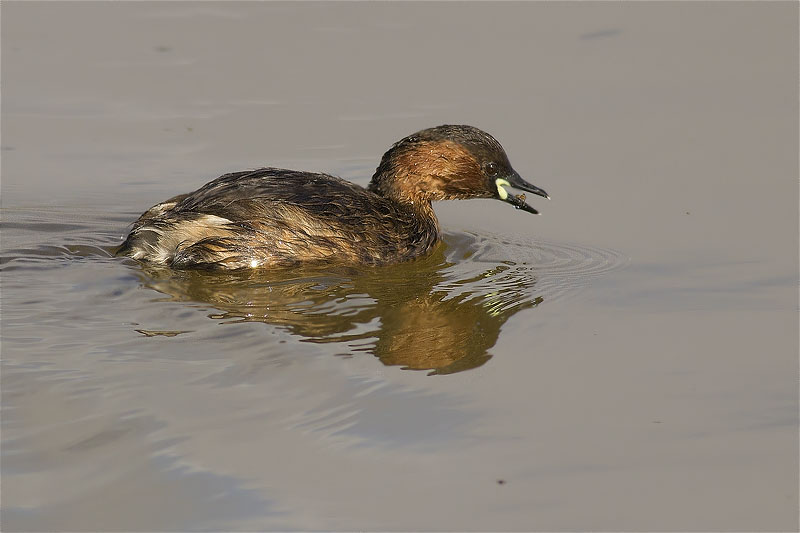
[2,3,798,531]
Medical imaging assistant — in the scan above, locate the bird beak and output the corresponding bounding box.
[495,171,550,215]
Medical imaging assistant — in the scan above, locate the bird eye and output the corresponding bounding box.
[485,162,499,177]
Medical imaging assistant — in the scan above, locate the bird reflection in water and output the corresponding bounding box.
[130,233,543,375]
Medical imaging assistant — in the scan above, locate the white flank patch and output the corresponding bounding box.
[131,214,234,265]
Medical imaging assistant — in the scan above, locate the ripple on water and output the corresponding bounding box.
[448,230,628,306]
[0,208,128,271]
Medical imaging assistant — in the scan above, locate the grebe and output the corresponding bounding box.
[118,125,549,269]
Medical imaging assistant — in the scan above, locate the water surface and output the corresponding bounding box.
[2,3,797,531]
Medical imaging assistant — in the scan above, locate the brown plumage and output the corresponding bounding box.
[117,125,549,270]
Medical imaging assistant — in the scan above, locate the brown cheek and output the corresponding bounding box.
[395,141,483,200]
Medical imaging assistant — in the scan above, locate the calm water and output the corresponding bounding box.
[2,3,797,531]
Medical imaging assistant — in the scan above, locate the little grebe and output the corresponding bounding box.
[118,125,549,269]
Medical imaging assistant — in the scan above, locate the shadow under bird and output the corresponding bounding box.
[117,124,550,270]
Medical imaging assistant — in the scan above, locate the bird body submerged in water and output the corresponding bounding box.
[118,125,549,270]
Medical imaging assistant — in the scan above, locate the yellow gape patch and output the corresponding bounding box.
[495,178,510,200]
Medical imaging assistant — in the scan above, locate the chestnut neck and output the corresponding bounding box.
[368,139,481,205]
